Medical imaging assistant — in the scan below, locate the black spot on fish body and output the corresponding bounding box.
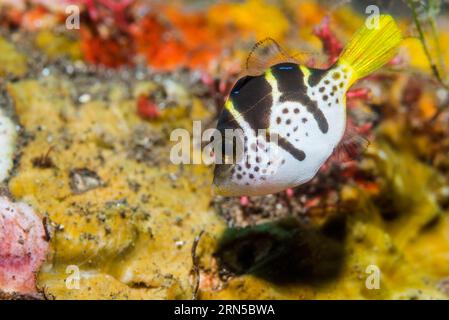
[281,91,329,133]
[230,74,273,130]
[332,72,341,80]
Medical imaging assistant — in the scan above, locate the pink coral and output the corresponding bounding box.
[0,197,49,296]
[313,16,343,66]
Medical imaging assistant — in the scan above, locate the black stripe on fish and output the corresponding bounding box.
[230,75,273,130]
[273,133,306,161]
[271,63,305,95]
[216,107,245,164]
[217,106,241,131]
[264,131,306,161]
[307,67,329,86]
[308,65,346,87]
[270,63,329,134]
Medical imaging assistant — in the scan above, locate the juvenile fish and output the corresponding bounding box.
[213,15,402,196]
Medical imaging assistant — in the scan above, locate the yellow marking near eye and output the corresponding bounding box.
[264,69,275,85]
[225,100,240,118]
[225,100,249,130]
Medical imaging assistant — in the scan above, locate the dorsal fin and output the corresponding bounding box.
[245,38,300,76]
[245,38,327,75]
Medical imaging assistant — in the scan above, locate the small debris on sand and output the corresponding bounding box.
[69,168,104,194]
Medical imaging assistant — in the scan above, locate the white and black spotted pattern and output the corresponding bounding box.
[213,62,354,196]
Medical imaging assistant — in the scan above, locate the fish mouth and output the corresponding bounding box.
[213,164,264,197]
[213,164,234,196]
[212,180,234,196]
[212,182,242,197]
[212,183,230,196]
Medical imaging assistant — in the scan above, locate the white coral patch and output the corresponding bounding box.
[0,109,17,183]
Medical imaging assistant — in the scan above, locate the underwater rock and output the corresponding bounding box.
[0,37,27,77]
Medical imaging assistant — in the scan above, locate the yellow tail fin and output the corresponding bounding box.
[338,15,402,82]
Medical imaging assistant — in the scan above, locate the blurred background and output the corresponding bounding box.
[1,0,449,300]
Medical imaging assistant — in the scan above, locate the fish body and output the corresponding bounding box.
[214,15,402,196]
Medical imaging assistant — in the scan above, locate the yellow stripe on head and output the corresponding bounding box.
[264,69,281,101]
[264,69,276,86]
[225,100,250,130]
[300,65,311,83]
[225,99,238,117]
